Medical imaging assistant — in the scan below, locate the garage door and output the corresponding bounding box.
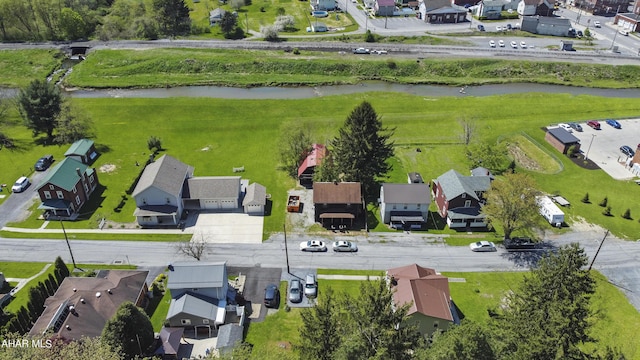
[220,200,236,209]
[202,200,220,209]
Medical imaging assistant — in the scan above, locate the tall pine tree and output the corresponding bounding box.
[297,287,342,360]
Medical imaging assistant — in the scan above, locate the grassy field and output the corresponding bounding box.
[0,262,51,278]
[2,93,640,239]
[0,49,65,88]
[63,48,640,89]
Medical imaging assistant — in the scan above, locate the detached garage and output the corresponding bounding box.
[183,177,241,211]
[545,127,581,155]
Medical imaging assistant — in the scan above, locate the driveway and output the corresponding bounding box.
[571,118,640,180]
[228,266,282,323]
[192,212,263,244]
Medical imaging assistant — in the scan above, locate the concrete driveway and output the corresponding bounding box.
[192,212,263,244]
[572,117,640,180]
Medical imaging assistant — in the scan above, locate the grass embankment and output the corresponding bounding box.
[0,49,64,88]
[65,48,640,89]
[2,93,640,239]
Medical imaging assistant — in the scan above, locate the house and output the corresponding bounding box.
[387,264,459,338]
[475,0,505,19]
[578,0,629,15]
[153,327,184,360]
[521,16,572,36]
[312,0,336,10]
[182,176,241,211]
[421,6,468,23]
[313,182,363,227]
[242,182,267,215]
[379,183,431,229]
[418,0,456,19]
[209,8,226,26]
[615,13,640,33]
[633,0,640,14]
[407,172,425,184]
[375,0,396,16]
[132,155,194,227]
[545,127,581,154]
[166,262,235,333]
[36,157,99,219]
[471,166,495,180]
[431,169,491,229]
[517,0,554,15]
[29,270,149,340]
[298,144,327,187]
[64,139,98,165]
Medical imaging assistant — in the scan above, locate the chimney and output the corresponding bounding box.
[96,292,101,298]
[80,298,85,304]
[76,168,82,177]
[107,289,112,294]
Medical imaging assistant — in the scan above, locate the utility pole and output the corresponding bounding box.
[585,134,596,160]
[60,219,78,270]
[283,224,290,275]
[588,230,610,271]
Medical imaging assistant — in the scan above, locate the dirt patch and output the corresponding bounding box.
[99,164,117,173]
[508,144,542,171]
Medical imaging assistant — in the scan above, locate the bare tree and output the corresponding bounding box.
[458,116,477,145]
[175,236,209,261]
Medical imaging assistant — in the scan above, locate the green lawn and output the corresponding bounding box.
[2,265,57,313]
[0,49,65,88]
[0,262,51,279]
[149,290,172,332]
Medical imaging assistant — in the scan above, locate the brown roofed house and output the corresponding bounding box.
[387,264,459,337]
[29,270,149,340]
[313,182,363,228]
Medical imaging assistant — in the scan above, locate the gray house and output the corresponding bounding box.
[166,262,232,332]
[242,182,267,215]
[379,183,431,229]
[209,8,226,26]
[182,176,241,211]
[521,16,571,36]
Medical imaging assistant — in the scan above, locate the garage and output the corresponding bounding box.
[184,177,241,211]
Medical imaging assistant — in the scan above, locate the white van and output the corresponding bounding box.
[619,29,629,36]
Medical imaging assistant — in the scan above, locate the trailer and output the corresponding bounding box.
[287,195,301,213]
[537,196,564,227]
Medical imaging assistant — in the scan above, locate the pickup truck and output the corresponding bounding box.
[503,237,540,250]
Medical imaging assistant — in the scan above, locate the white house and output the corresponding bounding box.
[380,183,431,229]
[537,196,564,227]
[312,0,336,10]
[517,0,538,15]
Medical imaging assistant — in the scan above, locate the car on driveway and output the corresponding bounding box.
[489,40,496,47]
[568,122,583,132]
[510,41,518,48]
[300,240,327,252]
[620,145,635,157]
[332,240,358,252]
[304,274,317,298]
[12,176,30,193]
[353,48,370,54]
[558,123,572,132]
[606,119,621,129]
[498,40,505,47]
[289,279,303,303]
[35,155,54,171]
[587,120,601,130]
[469,241,497,252]
[264,284,280,308]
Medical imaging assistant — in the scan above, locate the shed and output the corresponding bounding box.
[64,139,98,164]
[242,182,266,215]
[154,327,184,359]
[216,323,244,355]
[311,22,328,32]
[545,127,581,155]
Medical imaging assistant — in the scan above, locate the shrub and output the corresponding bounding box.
[365,30,375,42]
[598,196,608,207]
[147,136,162,153]
[581,193,590,203]
[293,48,300,55]
[622,208,631,219]
[602,206,612,216]
[261,25,280,42]
[386,59,397,69]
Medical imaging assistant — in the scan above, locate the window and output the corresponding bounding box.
[403,204,408,210]
[461,193,466,198]
[49,185,55,190]
[465,200,471,207]
[166,198,171,204]
[44,191,51,199]
[416,204,421,209]
[57,191,64,199]
[89,175,94,183]
[84,184,89,193]
[392,205,396,210]
[73,186,77,194]
[181,319,191,325]
[142,216,152,222]
[76,196,81,205]
[202,319,210,324]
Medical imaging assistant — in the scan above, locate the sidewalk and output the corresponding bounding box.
[1,226,194,235]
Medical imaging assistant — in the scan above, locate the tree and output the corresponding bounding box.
[261,24,279,41]
[230,0,243,10]
[152,0,191,37]
[599,196,608,207]
[581,192,590,204]
[17,79,63,141]
[416,321,496,360]
[603,206,612,216]
[59,7,87,40]
[175,237,209,261]
[364,29,375,42]
[330,101,395,199]
[278,122,311,178]
[458,116,477,145]
[297,287,342,360]
[465,140,508,173]
[622,208,631,219]
[312,152,338,183]
[274,15,295,32]
[220,11,238,37]
[481,172,541,240]
[147,135,162,153]
[496,243,595,359]
[54,102,94,144]
[101,301,154,359]
[54,256,70,279]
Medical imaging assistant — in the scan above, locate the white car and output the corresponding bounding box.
[12,176,30,193]
[300,240,327,252]
[520,41,527,48]
[332,240,358,252]
[496,26,502,31]
[353,47,370,54]
[593,21,601,28]
[510,41,518,48]
[371,49,388,55]
[618,29,629,36]
[489,40,496,48]
[470,241,497,252]
[558,123,573,132]
[498,40,505,47]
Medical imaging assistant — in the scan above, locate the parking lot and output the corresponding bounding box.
[571,118,640,180]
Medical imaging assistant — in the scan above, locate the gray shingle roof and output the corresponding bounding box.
[548,127,580,144]
[381,183,431,204]
[167,262,226,290]
[132,155,193,198]
[167,293,219,320]
[183,176,240,200]
[436,169,490,201]
[216,324,244,350]
[243,183,266,206]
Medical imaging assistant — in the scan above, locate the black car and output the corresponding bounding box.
[264,284,280,308]
[35,155,54,171]
[504,237,539,250]
[620,145,635,157]
[477,24,485,31]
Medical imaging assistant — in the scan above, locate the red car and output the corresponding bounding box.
[587,120,601,130]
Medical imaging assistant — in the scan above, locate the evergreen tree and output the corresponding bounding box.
[47,273,58,292]
[297,287,341,360]
[330,101,394,200]
[417,321,496,360]
[54,256,70,278]
[599,196,608,207]
[622,208,631,219]
[17,79,63,141]
[278,122,312,179]
[101,301,155,359]
[581,192,590,203]
[152,0,191,37]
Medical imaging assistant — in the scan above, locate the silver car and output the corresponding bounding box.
[300,240,327,252]
[304,274,317,298]
[289,279,303,303]
[469,241,497,252]
[332,240,358,252]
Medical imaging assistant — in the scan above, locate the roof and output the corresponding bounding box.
[313,182,361,204]
[381,183,431,204]
[387,264,453,321]
[426,6,466,14]
[447,206,485,220]
[618,13,640,21]
[216,324,244,350]
[167,293,220,321]
[132,155,193,198]
[167,262,227,291]
[29,270,148,340]
[210,8,226,17]
[523,15,571,26]
[36,157,93,192]
[436,169,491,201]
[154,327,184,356]
[243,183,266,206]
[547,127,580,144]
[183,176,240,200]
[377,0,395,6]
[64,139,94,156]
[298,144,327,177]
[470,167,494,179]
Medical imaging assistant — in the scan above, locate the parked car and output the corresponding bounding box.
[34,155,54,171]
[332,240,358,252]
[469,241,497,252]
[289,279,303,303]
[558,123,572,132]
[510,41,518,48]
[586,120,601,130]
[477,24,485,31]
[11,176,30,193]
[353,47,370,54]
[520,41,527,48]
[489,40,496,48]
[264,284,280,308]
[619,29,629,36]
[300,240,327,252]
[371,49,387,55]
[504,237,539,251]
[304,274,318,298]
[593,21,601,28]
[496,25,502,31]
[620,145,635,157]
[568,122,583,132]
[606,119,621,129]
[506,23,512,30]
[498,40,505,47]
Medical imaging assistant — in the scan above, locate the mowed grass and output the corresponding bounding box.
[65,48,640,89]
[2,93,640,239]
[0,262,51,278]
[0,49,65,88]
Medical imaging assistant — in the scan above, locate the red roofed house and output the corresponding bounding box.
[298,144,327,187]
[387,264,460,338]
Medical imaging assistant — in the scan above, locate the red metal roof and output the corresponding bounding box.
[297,144,327,177]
